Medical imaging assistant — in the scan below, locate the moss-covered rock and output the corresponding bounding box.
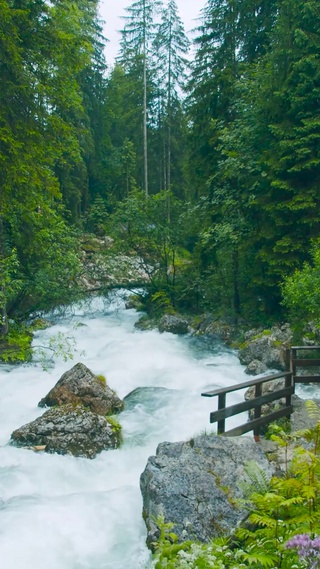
[38,362,124,415]
[11,403,122,459]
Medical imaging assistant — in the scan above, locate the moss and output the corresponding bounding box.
[96,374,107,386]
[107,416,123,444]
[212,472,239,509]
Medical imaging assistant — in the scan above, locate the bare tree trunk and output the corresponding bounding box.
[233,248,240,320]
[143,34,148,196]
[166,18,172,221]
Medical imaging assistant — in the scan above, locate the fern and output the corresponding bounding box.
[240,461,271,499]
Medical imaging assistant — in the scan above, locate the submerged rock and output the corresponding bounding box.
[38,362,124,415]
[124,386,179,412]
[140,434,273,547]
[10,404,122,459]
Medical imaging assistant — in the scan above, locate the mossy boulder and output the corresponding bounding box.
[10,404,122,459]
[158,314,190,335]
[38,362,124,415]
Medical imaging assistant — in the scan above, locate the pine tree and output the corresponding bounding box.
[253,0,320,287]
[119,0,163,195]
[153,0,189,194]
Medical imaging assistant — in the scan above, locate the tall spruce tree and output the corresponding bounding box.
[119,0,163,195]
[153,0,189,194]
[253,0,320,291]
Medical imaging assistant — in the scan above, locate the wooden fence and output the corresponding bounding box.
[201,346,320,439]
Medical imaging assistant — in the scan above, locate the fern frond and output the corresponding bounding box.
[240,462,271,498]
[305,400,320,421]
[239,549,279,567]
[249,513,278,528]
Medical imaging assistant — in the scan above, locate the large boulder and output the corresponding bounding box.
[239,324,293,371]
[38,362,124,415]
[140,434,273,547]
[158,314,189,335]
[10,404,122,459]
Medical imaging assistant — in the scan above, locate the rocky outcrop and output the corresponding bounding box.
[140,434,273,547]
[10,404,122,459]
[38,362,124,415]
[239,324,293,372]
[245,359,268,375]
[158,314,190,335]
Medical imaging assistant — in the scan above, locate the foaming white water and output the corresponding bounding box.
[0,293,248,569]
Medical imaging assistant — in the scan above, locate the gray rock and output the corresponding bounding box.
[239,325,293,370]
[194,314,237,343]
[140,434,273,547]
[245,377,287,420]
[10,404,122,459]
[245,360,268,376]
[290,395,320,432]
[158,315,189,335]
[38,362,124,415]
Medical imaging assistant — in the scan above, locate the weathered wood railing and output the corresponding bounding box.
[201,371,294,438]
[288,346,320,384]
[201,345,320,439]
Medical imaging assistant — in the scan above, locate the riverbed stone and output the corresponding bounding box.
[10,404,122,458]
[140,434,273,547]
[38,362,124,415]
[158,314,189,335]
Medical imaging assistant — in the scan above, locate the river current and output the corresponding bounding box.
[0,293,248,569]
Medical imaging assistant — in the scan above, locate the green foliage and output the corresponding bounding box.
[282,241,320,334]
[33,331,81,371]
[109,190,190,314]
[84,197,110,235]
[0,322,33,363]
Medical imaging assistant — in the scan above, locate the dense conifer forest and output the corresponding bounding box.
[1,0,320,341]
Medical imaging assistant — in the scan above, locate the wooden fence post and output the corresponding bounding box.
[253,382,262,441]
[217,393,226,434]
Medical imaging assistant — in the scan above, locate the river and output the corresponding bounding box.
[0,293,248,569]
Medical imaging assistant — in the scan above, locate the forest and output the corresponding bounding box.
[1,0,320,343]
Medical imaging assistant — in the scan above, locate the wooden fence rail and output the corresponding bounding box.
[289,346,320,384]
[201,345,320,439]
